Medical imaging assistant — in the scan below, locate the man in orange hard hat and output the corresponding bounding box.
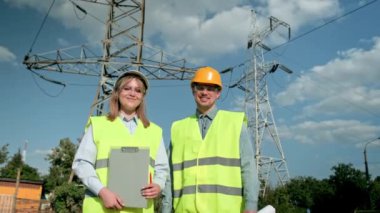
[162,66,259,213]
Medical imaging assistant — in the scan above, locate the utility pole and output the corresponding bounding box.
[234,10,292,196]
[363,137,380,208]
[12,140,28,213]
[12,168,22,213]
[364,137,379,183]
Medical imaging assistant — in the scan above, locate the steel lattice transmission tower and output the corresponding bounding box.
[23,1,290,191]
[243,11,292,196]
[23,0,195,116]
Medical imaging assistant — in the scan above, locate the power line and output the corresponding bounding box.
[242,0,380,119]
[30,70,65,98]
[226,0,379,71]
[68,0,106,24]
[27,0,56,54]
[271,0,379,51]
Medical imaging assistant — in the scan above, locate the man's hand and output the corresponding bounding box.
[98,187,124,209]
[141,183,161,198]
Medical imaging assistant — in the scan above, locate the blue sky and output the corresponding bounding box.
[1,0,379,183]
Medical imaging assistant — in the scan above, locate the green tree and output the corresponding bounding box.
[44,137,84,213]
[43,137,79,193]
[328,163,368,212]
[369,176,380,210]
[49,182,85,213]
[0,149,41,181]
[282,176,334,212]
[309,178,335,212]
[259,185,299,213]
[258,163,374,212]
[286,176,317,209]
[0,143,9,165]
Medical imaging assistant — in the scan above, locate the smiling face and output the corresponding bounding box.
[192,83,221,114]
[118,78,146,116]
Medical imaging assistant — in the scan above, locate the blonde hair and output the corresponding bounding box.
[107,75,150,128]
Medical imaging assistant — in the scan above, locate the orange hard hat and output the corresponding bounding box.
[191,66,222,89]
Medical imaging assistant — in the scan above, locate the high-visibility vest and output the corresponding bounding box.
[171,110,245,213]
[83,116,162,213]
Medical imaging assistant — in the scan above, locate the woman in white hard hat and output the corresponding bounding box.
[73,71,169,213]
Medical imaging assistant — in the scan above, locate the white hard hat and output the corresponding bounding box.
[115,70,149,90]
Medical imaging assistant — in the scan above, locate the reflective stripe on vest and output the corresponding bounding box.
[171,156,240,171]
[83,116,162,213]
[171,110,245,212]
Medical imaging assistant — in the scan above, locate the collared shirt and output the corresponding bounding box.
[162,107,259,212]
[196,108,215,139]
[72,115,169,196]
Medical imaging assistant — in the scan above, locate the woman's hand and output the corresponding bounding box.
[141,183,161,199]
[98,187,124,209]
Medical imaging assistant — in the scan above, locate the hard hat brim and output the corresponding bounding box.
[115,70,149,91]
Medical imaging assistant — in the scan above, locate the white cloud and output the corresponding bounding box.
[354,138,380,149]
[5,0,106,45]
[0,46,16,62]
[279,119,380,144]
[57,38,70,47]
[143,0,343,62]
[142,0,342,62]
[276,36,380,118]
[145,2,252,63]
[273,37,380,146]
[302,86,380,117]
[34,149,52,155]
[5,0,346,64]
[263,0,341,31]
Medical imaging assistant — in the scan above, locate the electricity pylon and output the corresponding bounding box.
[234,10,292,196]
[23,1,291,192]
[23,0,195,116]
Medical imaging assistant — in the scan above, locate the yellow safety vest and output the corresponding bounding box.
[83,116,162,213]
[171,110,245,213]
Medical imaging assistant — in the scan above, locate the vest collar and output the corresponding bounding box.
[119,114,138,123]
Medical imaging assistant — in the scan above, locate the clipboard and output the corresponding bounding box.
[108,147,150,208]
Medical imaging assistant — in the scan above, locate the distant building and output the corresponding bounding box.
[0,178,44,213]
